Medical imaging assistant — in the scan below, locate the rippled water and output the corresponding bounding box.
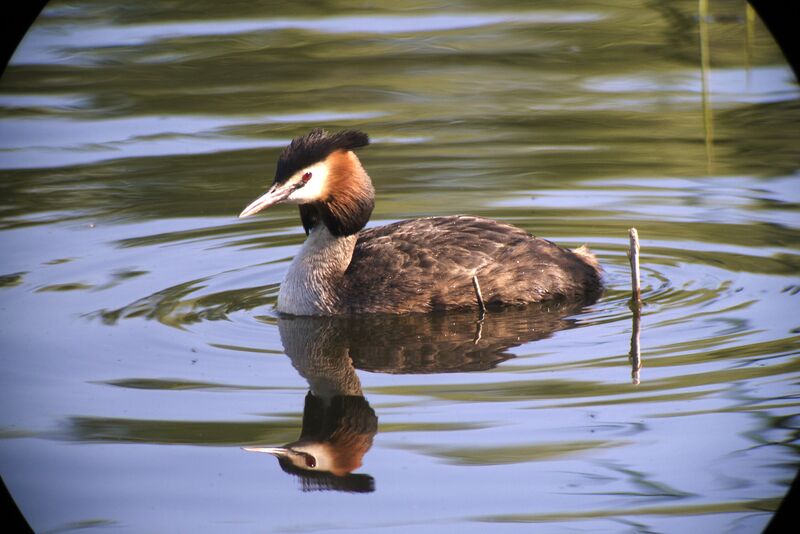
[1,1,799,532]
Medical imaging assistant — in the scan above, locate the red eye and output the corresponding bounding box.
[302,172,312,183]
[305,455,316,468]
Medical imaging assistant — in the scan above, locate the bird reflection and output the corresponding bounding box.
[243,301,593,493]
[244,315,378,492]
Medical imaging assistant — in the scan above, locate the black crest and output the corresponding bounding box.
[274,129,370,184]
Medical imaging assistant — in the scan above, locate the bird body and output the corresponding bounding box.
[239,129,601,315]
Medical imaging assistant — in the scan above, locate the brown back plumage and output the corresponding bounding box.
[338,215,602,314]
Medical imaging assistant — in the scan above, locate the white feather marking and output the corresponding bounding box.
[289,443,335,472]
[285,160,330,204]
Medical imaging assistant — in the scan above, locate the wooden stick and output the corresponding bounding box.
[472,274,486,318]
[628,228,641,306]
[627,227,642,384]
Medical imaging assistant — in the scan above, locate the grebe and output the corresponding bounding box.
[239,129,601,315]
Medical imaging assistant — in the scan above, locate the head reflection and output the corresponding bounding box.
[245,393,377,493]
[244,302,596,493]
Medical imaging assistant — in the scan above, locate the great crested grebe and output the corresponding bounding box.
[239,129,601,315]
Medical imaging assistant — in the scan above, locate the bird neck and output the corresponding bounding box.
[299,151,375,237]
[277,224,357,315]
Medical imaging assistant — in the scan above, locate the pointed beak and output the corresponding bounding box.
[239,183,293,218]
[242,446,290,457]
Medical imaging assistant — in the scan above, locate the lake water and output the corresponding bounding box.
[1,1,799,532]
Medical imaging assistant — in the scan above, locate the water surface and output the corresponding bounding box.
[1,1,799,532]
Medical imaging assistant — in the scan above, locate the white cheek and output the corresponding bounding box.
[292,443,334,472]
[287,162,328,203]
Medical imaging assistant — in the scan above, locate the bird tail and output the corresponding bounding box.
[572,244,601,272]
